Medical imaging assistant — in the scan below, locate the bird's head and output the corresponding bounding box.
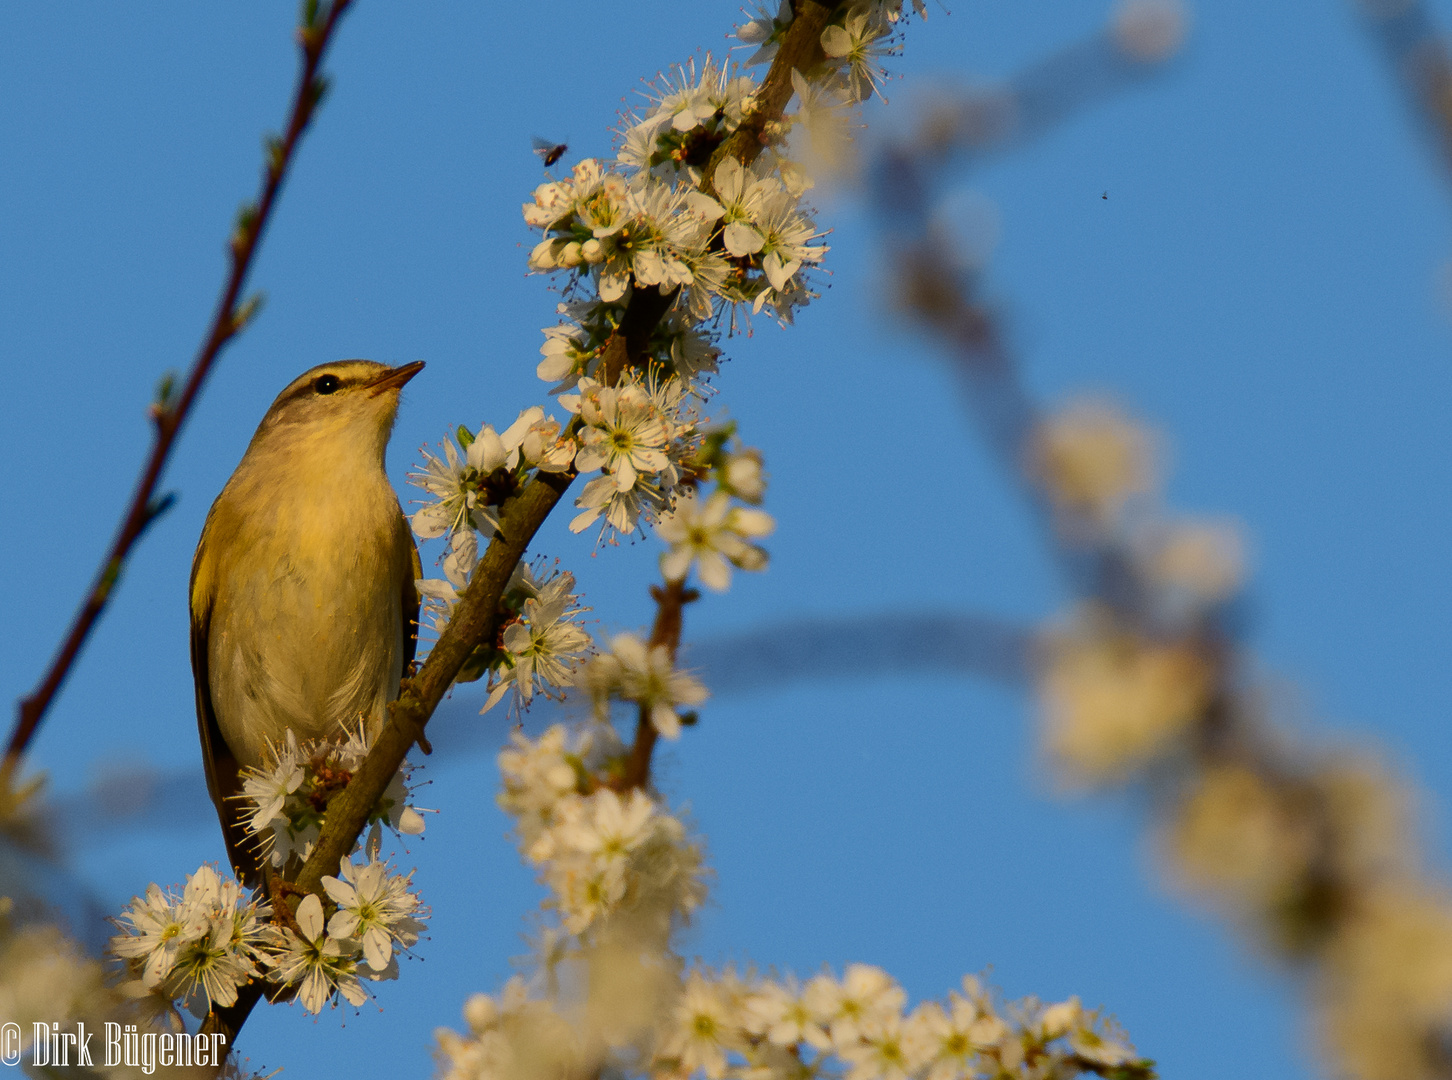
[248,359,425,464]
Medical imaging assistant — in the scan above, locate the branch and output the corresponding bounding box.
[200,0,840,1053]
[3,0,355,782]
[620,578,699,790]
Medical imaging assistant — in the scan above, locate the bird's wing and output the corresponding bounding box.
[190,517,262,887]
[402,514,422,673]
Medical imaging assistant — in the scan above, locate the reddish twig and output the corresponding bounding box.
[621,579,700,790]
[3,0,356,783]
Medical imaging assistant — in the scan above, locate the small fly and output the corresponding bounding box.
[532,137,568,168]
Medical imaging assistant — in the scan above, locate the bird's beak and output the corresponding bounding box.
[365,360,426,395]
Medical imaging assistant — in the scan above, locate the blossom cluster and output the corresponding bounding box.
[497,725,706,939]
[436,976,585,1080]
[656,967,1150,1080]
[1028,400,1158,532]
[419,554,594,717]
[411,406,576,554]
[655,427,774,593]
[574,632,709,740]
[527,149,828,336]
[739,2,920,103]
[239,725,426,871]
[436,965,1152,1080]
[561,370,706,537]
[1023,399,1243,788]
[110,864,270,1018]
[1038,609,1212,788]
[267,853,427,1013]
[1022,393,1452,1079]
[0,920,119,1067]
[109,854,426,1018]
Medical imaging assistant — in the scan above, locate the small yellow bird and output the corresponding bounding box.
[189,360,424,886]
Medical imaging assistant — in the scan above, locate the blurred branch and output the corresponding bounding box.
[57,607,1035,847]
[874,0,1187,198]
[3,0,356,782]
[1359,0,1452,182]
[877,6,1452,1077]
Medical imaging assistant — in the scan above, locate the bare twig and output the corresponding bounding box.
[3,0,356,783]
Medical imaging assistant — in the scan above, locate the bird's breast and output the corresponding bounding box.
[203,458,410,769]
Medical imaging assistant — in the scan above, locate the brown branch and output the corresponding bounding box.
[201,0,840,1054]
[620,578,699,790]
[2,0,356,783]
[708,0,834,187]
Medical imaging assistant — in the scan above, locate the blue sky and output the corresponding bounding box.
[4,2,1452,1077]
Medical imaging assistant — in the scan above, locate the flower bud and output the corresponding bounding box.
[581,238,605,264]
[464,993,498,1033]
[725,450,767,502]
[529,238,560,270]
[561,241,584,268]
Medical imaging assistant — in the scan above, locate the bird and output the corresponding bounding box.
[189,360,424,887]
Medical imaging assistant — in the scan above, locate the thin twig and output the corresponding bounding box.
[200,0,837,1052]
[621,578,698,790]
[2,0,356,784]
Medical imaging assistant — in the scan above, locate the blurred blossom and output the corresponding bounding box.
[0,924,117,1058]
[1038,615,1211,786]
[1316,758,1416,886]
[436,977,583,1080]
[1111,0,1191,63]
[1165,763,1318,915]
[1140,518,1246,603]
[1319,887,1452,1080]
[789,69,861,184]
[1029,399,1158,529]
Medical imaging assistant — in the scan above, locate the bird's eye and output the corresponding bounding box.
[313,374,341,395]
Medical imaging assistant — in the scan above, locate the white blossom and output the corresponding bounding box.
[609,632,710,739]
[564,373,704,538]
[238,726,427,869]
[495,725,706,936]
[820,8,897,104]
[481,569,594,714]
[712,156,783,257]
[322,852,427,973]
[751,186,829,312]
[723,447,767,502]
[263,893,368,1013]
[109,863,270,1016]
[618,57,760,184]
[737,1,793,67]
[744,977,832,1050]
[657,488,773,592]
[658,972,747,1079]
[803,965,907,1050]
[575,380,672,491]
